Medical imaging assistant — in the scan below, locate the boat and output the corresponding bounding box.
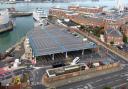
[8,8,32,17]
[33,8,47,22]
[5,0,16,4]
[0,9,13,33]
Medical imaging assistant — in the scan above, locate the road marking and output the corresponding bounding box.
[104,76,111,80]
[115,79,121,82]
[98,83,105,87]
[87,83,93,89]
[76,85,83,88]
[112,82,128,89]
[106,81,113,85]
[95,79,103,83]
[113,74,119,77]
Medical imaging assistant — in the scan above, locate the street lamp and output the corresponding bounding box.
[6,83,9,89]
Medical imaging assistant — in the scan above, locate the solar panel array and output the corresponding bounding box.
[28,25,96,57]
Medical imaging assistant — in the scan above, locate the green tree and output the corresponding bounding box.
[80,25,85,30]
[21,73,29,83]
[110,41,114,45]
[103,86,112,89]
[11,76,21,85]
[123,34,128,43]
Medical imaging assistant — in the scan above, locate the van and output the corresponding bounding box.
[71,57,80,65]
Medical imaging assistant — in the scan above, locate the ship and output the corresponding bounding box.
[5,0,16,4]
[0,9,13,33]
[33,8,47,22]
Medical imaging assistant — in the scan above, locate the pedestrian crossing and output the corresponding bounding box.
[69,83,93,89]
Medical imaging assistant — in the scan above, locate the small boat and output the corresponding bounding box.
[33,8,47,22]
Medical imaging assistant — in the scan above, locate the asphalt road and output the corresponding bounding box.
[57,65,128,89]
[30,66,51,89]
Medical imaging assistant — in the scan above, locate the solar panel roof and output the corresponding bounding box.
[27,25,96,57]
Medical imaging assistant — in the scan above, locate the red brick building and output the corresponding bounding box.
[70,15,105,27]
[49,7,128,32]
[68,6,103,14]
[105,28,123,45]
[49,8,105,27]
[49,8,79,19]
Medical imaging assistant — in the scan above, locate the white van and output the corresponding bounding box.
[71,57,80,65]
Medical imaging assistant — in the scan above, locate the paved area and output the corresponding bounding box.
[30,67,52,89]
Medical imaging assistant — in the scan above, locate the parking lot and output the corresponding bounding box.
[36,48,115,67]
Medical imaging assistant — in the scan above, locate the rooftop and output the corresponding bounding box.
[81,14,103,22]
[94,11,128,21]
[27,25,96,57]
[105,28,123,37]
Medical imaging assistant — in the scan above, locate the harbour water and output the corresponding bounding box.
[0,0,128,52]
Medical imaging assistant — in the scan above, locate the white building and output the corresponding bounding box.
[116,0,124,11]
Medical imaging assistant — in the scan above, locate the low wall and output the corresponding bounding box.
[0,84,21,89]
[43,62,121,88]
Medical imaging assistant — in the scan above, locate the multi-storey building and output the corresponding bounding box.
[68,6,103,14]
[49,8,79,19]
[49,7,104,27]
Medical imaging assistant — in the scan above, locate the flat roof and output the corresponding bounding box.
[28,25,96,57]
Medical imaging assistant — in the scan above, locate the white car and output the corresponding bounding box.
[71,57,80,65]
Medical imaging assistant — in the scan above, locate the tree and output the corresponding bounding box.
[11,76,21,85]
[103,86,112,89]
[110,41,114,45]
[80,25,85,30]
[123,34,128,43]
[21,73,29,83]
